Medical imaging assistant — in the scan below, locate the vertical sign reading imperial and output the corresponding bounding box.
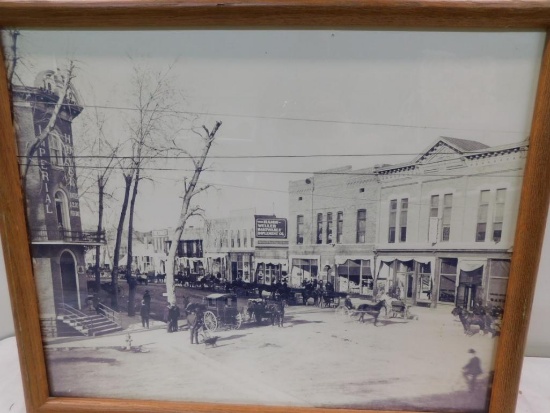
[255,215,287,239]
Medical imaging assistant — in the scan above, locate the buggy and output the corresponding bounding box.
[388,299,418,320]
[202,293,243,332]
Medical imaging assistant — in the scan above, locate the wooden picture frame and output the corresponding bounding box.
[0,2,549,413]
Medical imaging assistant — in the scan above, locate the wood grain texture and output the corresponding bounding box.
[1,0,550,28]
[0,43,50,413]
[0,2,549,413]
[489,30,550,413]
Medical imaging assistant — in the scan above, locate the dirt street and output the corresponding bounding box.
[45,304,495,412]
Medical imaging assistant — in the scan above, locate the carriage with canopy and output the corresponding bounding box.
[201,293,243,332]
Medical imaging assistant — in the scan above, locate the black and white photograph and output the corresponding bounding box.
[1,29,544,412]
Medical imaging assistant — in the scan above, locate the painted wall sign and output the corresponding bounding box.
[255,216,287,239]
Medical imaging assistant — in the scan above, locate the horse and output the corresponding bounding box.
[355,300,388,326]
[452,307,496,337]
[267,300,286,327]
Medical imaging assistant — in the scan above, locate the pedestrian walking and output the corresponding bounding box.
[140,300,150,329]
[463,349,483,391]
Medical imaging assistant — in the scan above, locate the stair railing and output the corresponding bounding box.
[96,303,121,328]
[58,303,95,336]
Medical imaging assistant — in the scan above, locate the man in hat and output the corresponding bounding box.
[188,306,204,344]
[463,349,483,391]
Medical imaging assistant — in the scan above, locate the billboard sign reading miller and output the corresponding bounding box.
[255,216,287,239]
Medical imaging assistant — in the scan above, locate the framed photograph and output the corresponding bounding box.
[1,2,549,413]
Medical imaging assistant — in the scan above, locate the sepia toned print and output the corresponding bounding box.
[1,29,544,412]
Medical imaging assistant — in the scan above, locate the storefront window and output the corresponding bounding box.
[417,262,433,301]
[291,258,318,286]
[256,263,281,284]
[337,259,372,294]
[488,259,509,306]
[439,258,457,303]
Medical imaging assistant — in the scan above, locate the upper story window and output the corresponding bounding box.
[244,230,248,248]
[399,198,408,242]
[54,191,70,231]
[430,195,439,219]
[326,212,333,244]
[250,229,254,248]
[296,215,304,245]
[388,200,397,243]
[493,189,506,242]
[441,194,453,242]
[336,211,343,244]
[356,209,366,243]
[476,190,491,242]
[237,230,241,248]
[230,230,235,248]
[48,132,65,167]
[316,213,323,244]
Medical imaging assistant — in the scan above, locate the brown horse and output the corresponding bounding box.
[355,300,387,326]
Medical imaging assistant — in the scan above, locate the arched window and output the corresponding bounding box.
[54,191,70,232]
[48,132,65,167]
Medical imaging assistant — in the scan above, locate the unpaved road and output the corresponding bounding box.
[46,304,495,412]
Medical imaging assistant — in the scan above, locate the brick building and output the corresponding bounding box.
[288,166,379,291]
[13,70,105,336]
[375,137,526,309]
[204,209,288,283]
[289,137,527,310]
[204,210,256,282]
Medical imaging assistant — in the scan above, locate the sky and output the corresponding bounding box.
[4,29,545,232]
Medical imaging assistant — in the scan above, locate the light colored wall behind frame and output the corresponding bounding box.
[0,221,549,353]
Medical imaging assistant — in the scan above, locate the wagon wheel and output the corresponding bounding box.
[233,313,243,330]
[203,311,218,332]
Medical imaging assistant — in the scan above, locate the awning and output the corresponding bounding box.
[334,255,374,266]
[458,259,486,273]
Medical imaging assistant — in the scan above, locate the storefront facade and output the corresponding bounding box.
[289,137,526,308]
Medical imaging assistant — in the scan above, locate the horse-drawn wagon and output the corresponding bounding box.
[388,299,412,319]
[246,298,285,326]
[200,293,243,332]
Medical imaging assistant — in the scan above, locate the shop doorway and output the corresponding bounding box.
[457,267,483,310]
[60,251,79,308]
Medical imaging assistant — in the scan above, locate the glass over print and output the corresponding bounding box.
[1,29,544,412]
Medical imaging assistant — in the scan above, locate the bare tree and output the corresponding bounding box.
[4,30,21,94]
[165,121,222,305]
[124,62,180,316]
[75,105,120,298]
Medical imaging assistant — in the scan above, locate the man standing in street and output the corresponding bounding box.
[140,300,150,329]
[188,307,204,344]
